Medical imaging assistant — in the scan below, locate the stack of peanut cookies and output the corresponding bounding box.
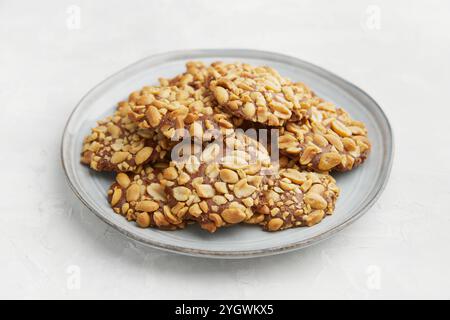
[81,61,371,233]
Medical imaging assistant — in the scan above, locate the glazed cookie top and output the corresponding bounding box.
[163,133,272,233]
[249,168,340,231]
[108,164,186,230]
[208,62,314,126]
[127,85,238,142]
[81,102,172,172]
[278,101,371,172]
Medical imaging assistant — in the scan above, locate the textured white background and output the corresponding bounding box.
[1,0,449,299]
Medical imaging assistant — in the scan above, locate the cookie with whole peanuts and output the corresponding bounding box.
[278,103,371,172]
[248,168,340,231]
[127,85,238,142]
[81,102,172,172]
[164,133,272,233]
[108,165,187,230]
[208,62,315,126]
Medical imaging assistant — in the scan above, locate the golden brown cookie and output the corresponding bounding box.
[81,102,172,172]
[208,62,314,126]
[108,164,187,230]
[127,85,239,143]
[248,168,339,231]
[164,133,272,233]
[278,100,371,172]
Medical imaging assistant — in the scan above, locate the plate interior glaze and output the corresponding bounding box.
[61,49,393,258]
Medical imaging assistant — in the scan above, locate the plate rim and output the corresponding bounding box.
[61,48,394,259]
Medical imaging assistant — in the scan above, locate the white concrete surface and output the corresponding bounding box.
[1,0,449,299]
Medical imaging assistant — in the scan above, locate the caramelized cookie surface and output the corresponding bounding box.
[278,102,371,172]
[81,102,171,172]
[164,133,272,233]
[208,62,315,126]
[108,164,186,230]
[127,85,238,141]
[249,168,340,231]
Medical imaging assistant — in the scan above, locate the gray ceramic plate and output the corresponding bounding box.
[61,49,393,259]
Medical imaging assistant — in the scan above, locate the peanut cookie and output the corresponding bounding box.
[164,133,272,233]
[127,85,239,142]
[108,164,186,230]
[247,168,339,231]
[278,102,371,172]
[208,62,314,126]
[160,61,213,89]
[81,102,172,172]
